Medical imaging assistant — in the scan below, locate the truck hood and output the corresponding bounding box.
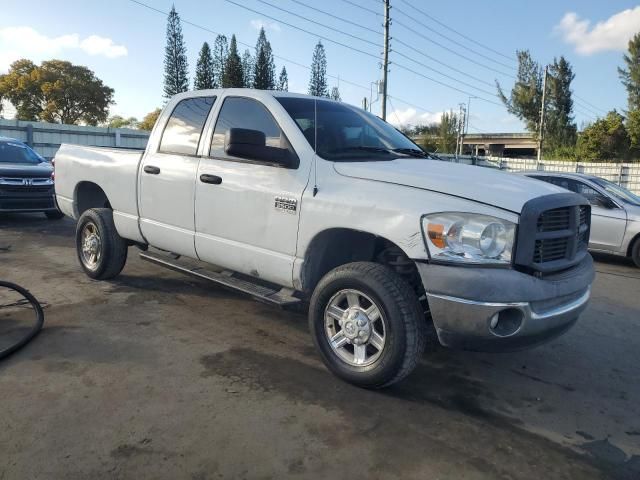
[333,159,564,213]
[0,161,53,178]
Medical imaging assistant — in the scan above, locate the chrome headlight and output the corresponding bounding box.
[422,213,516,265]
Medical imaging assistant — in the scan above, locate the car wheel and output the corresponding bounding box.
[309,262,427,388]
[75,208,128,280]
[45,210,65,220]
[632,237,640,268]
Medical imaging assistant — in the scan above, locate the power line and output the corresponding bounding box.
[393,50,499,98]
[289,0,382,36]
[393,18,516,79]
[338,0,382,16]
[393,37,495,88]
[393,6,515,71]
[573,93,609,114]
[387,96,403,126]
[393,62,503,106]
[254,0,379,47]
[398,0,516,63]
[223,0,380,60]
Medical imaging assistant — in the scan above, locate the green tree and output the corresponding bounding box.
[438,111,458,153]
[163,5,189,98]
[577,110,630,162]
[107,115,138,129]
[330,86,341,101]
[222,35,244,88]
[0,59,42,120]
[497,50,543,134]
[212,34,229,88]
[194,42,215,90]
[0,59,114,125]
[627,109,640,154]
[253,28,275,89]
[139,108,161,131]
[277,66,288,91]
[619,33,640,111]
[241,49,254,88]
[309,41,328,97]
[546,56,577,151]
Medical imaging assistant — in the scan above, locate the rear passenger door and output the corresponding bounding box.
[139,96,215,257]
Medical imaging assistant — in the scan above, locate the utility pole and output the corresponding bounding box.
[381,0,390,121]
[537,65,549,161]
[456,103,466,157]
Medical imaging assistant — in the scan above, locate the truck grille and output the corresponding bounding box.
[515,195,591,274]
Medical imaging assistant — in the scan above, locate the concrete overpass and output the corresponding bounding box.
[413,132,537,158]
[462,132,537,157]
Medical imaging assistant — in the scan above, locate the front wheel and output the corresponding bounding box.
[75,208,128,280]
[309,262,427,388]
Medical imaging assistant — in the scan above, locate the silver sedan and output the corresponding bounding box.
[524,172,640,267]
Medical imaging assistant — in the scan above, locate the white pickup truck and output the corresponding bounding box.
[55,89,594,388]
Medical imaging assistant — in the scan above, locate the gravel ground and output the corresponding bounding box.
[1,214,639,480]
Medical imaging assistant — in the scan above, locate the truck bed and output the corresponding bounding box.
[54,144,145,242]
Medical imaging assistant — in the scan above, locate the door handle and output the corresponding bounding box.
[200,174,223,185]
[144,165,160,175]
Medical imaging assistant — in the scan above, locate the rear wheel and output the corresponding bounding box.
[309,262,427,388]
[75,208,128,279]
[631,237,640,268]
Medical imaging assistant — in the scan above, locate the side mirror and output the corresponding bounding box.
[591,195,616,209]
[225,128,293,167]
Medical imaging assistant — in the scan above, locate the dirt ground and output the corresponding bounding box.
[1,214,639,480]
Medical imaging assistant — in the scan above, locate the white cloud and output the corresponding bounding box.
[250,19,281,33]
[0,26,127,72]
[554,7,640,55]
[388,107,442,127]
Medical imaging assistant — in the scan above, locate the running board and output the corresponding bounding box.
[139,251,301,307]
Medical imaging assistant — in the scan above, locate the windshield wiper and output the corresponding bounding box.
[328,146,394,154]
[391,148,429,158]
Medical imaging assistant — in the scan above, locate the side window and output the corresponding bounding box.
[159,96,215,155]
[568,180,610,207]
[210,97,288,158]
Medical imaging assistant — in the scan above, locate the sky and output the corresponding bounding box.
[1,0,639,133]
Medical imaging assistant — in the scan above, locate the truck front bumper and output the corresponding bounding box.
[417,255,594,352]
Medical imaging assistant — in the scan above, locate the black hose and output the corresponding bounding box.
[0,281,44,360]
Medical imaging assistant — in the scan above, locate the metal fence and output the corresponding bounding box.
[0,119,150,160]
[436,154,640,195]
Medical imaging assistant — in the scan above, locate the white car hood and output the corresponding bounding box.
[333,159,564,213]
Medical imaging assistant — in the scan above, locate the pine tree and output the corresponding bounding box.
[241,49,254,88]
[222,35,244,88]
[253,27,276,90]
[619,33,640,111]
[277,66,288,91]
[212,35,229,88]
[308,41,328,97]
[163,5,189,98]
[194,42,215,90]
[546,56,577,150]
[330,86,341,101]
[496,50,542,134]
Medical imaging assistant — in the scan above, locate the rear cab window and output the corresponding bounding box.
[159,96,216,155]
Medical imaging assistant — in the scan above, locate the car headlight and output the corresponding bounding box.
[422,213,516,265]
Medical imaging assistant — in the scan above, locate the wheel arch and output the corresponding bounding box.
[300,227,422,295]
[627,232,640,257]
[74,181,112,217]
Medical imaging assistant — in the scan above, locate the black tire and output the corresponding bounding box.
[309,262,427,389]
[45,210,65,220]
[75,208,128,280]
[632,237,640,268]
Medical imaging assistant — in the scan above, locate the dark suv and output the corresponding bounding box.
[0,137,63,219]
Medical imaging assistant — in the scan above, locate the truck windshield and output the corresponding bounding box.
[0,141,44,165]
[276,97,428,161]
[592,177,640,206]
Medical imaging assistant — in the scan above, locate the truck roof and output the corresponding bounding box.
[170,88,340,103]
